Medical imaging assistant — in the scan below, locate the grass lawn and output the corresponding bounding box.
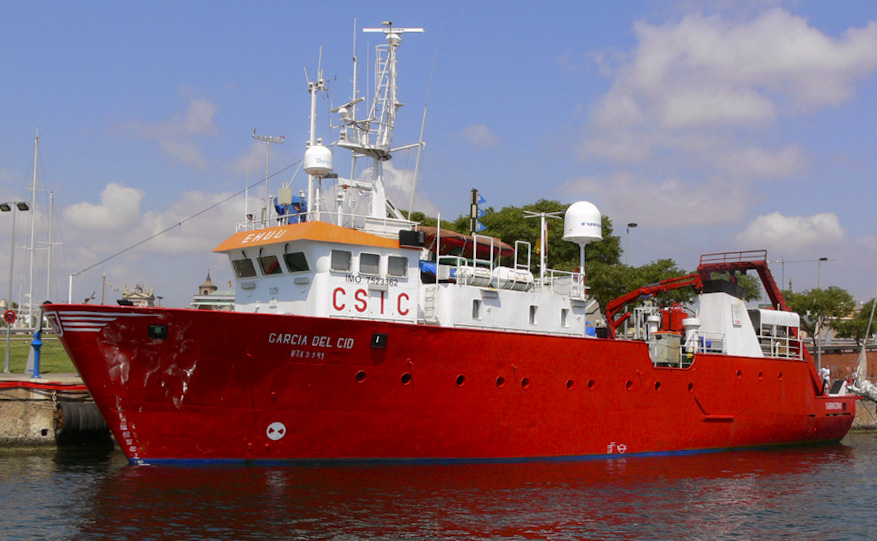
[2,334,76,374]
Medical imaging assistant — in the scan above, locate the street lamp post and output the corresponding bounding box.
[817,256,828,289]
[1,202,30,373]
[816,256,829,373]
[625,223,637,265]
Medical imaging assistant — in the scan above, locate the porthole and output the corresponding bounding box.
[625,380,633,391]
[566,379,575,390]
[496,376,505,389]
[736,370,742,380]
[521,377,530,389]
[355,370,367,384]
[456,374,466,387]
[654,381,661,391]
[587,379,595,390]
[401,372,412,386]
[688,382,694,392]
[778,372,784,382]
[758,371,764,380]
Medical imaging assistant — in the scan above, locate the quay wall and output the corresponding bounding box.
[0,386,56,448]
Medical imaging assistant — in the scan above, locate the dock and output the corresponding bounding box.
[0,372,112,450]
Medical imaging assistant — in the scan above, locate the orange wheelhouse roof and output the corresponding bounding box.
[213,221,411,253]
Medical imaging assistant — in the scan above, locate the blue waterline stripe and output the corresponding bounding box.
[129,438,846,467]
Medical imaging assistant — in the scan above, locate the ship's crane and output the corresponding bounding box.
[605,249,824,394]
[605,274,703,339]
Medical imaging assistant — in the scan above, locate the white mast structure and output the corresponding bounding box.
[331,22,423,231]
[26,130,42,327]
[304,53,329,223]
[45,192,55,303]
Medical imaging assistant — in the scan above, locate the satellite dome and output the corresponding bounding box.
[563,201,602,245]
[303,143,333,177]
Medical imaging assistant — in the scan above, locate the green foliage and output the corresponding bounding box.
[436,197,700,313]
[833,298,877,347]
[701,271,763,303]
[736,274,763,302]
[444,199,620,272]
[783,286,856,348]
[585,259,694,313]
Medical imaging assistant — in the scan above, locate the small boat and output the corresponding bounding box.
[42,22,854,464]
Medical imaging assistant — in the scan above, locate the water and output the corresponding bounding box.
[3,433,877,540]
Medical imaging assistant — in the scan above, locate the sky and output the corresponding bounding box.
[2,0,877,308]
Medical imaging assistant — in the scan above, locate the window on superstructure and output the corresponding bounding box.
[360,253,380,275]
[472,299,482,320]
[529,305,538,325]
[232,258,257,278]
[283,252,309,273]
[388,256,408,278]
[331,250,351,272]
[257,255,283,275]
[561,308,570,328]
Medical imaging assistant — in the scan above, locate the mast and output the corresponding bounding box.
[46,191,53,303]
[305,55,326,223]
[338,22,423,220]
[27,130,40,326]
[252,130,285,225]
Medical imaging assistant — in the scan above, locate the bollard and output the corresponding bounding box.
[30,328,42,379]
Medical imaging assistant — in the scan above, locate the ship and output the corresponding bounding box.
[42,22,854,464]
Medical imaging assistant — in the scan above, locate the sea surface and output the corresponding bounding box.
[2,433,877,540]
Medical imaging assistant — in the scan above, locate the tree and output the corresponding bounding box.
[834,298,877,347]
[700,271,762,303]
[585,258,694,314]
[446,199,620,273]
[783,287,856,350]
[438,198,699,312]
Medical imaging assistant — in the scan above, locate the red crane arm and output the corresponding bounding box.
[605,273,703,339]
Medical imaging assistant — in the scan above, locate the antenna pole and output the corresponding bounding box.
[46,191,53,302]
[27,130,41,327]
[306,64,327,222]
[252,130,285,225]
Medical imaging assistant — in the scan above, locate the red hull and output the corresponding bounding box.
[45,304,855,463]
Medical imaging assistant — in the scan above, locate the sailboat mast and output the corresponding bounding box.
[27,130,39,325]
[46,191,53,303]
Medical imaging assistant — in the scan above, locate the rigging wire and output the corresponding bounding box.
[407,23,441,216]
[71,160,302,278]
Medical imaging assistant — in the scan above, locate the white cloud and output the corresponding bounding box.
[461,124,500,147]
[128,97,218,169]
[560,171,750,227]
[355,161,439,218]
[619,10,877,127]
[235,141,270,175]
[573,9,877,230]
[584,9,877,163]
[856,235,877,252]
[736,212,844,253]
[59,183,247,306]
[713,144,805,179]
[63,183,145,231]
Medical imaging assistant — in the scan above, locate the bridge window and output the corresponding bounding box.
[283,252,309,273]
[331,250,351,272]
[232,258,257,278]
[360,253,380,275]
[257,255,283,275]
[388,256,408,277]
